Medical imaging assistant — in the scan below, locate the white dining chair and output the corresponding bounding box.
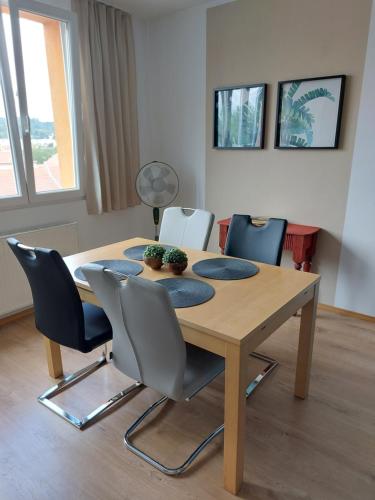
[159,207,214,250]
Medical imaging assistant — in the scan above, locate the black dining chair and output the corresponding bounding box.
[7,238,141,429]
[224,214,288,396]
[225,214,288,266]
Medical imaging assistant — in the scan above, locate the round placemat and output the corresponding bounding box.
[156,277,215,308]
[124,244,175,261]
[74,259,143,281]
[192,257,259,280]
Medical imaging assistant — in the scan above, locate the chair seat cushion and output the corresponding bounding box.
[82,303,112,353]
[182,343,224,400]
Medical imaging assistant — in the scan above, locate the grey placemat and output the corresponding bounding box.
[156,277,215,308]
[74,259,143,281]
[123,244,175,261]
[192,257,259,280]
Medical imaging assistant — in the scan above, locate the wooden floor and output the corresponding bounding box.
[0,310,374,500]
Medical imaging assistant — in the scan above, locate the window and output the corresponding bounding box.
[0,0,81,208]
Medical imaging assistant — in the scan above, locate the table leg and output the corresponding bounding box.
[44,337,63,378]
[224,343,248,494]
[303,260,312,272]
[295,283,319,399]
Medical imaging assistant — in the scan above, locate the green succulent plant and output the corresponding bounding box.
[143,244,166,259]
[162,248,188,264]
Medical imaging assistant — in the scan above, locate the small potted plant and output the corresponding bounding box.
[143,244,166,270]
[163,248,188,275]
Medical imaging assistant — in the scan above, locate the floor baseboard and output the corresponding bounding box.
[318,303,375,323]
[0,307,34,327]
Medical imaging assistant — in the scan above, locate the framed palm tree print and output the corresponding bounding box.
[214,84,266,149]
[275,75,346,149]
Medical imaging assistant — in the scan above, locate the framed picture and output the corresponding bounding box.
[275,75,346,149]
[214,84,266,149]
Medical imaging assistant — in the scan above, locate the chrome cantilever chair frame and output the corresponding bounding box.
[38,344,142,430]
[124,352,278,475]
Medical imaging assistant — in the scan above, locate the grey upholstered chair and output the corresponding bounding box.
[82,263,225,475]
[159,207,214,250]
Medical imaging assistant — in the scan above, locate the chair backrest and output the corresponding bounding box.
[81,264,141,382]
[83,265,187,400]
[159,207,214,250]
[224,214,288,266]
[7,238,86,350]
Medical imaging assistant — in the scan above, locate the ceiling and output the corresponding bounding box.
[108,0,210,18]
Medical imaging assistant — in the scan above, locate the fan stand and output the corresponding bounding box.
[153,207,160,241]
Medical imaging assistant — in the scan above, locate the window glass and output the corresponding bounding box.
[19,11,76,193]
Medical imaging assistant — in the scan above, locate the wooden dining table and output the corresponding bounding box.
[45,237,320,495]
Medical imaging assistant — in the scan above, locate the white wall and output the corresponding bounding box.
[0,0,154,251]
[335,2,375,315]
[146,6,206,209]
[145,0,233,210]
[205,0,372,306]
[153,0,374,312]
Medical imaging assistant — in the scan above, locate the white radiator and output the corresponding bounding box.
[0,222,79,318]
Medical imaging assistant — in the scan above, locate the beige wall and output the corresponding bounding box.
[206,0,372,304]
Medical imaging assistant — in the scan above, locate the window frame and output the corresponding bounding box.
[0,0,83,209]
[0,5,28,208]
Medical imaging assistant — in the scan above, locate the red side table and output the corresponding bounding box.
[217,218,320,272]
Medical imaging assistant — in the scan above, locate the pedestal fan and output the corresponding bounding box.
[136,161,179,240]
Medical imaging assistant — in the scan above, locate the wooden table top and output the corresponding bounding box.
[64,237,320,346]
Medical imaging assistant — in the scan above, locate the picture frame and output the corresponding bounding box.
[213,83,266,149]
[275,75,346,149]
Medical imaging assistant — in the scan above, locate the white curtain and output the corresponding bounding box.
[73,0,140,214]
